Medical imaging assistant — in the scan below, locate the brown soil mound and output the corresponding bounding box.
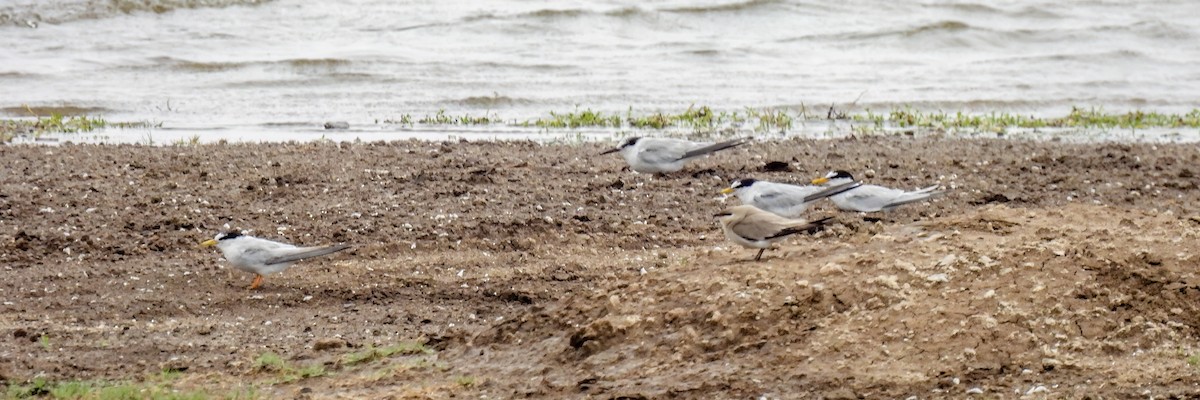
[1,137,1199,398]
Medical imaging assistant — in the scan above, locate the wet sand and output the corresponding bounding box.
[2,137,1200,398]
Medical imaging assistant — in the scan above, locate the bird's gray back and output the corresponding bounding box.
[836,184,906,211]
[220,237,298,270]
[748,182,823,216]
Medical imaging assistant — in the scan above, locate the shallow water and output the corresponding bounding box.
[2,0,1198,142]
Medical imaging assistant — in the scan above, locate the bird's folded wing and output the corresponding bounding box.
[733,211,803,241]
[765,216,832,240]
[753,185,810,207]
[638,144,687,165]
[678,137,747,160]
[842,185,903,211]
[264,244,352,265]
[802,181,863,202]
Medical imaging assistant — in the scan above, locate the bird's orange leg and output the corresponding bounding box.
[248,274,264,290]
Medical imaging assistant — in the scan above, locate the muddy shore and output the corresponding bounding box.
[2,137,1199,398]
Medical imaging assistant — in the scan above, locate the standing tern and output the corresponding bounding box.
[721,178,864,218]
[600,136,748,174]
[811,170,944,212]
[714,205,832,261]
[201,232,352,290]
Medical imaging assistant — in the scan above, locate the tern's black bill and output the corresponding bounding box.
[713,212,732,217]
[599,148,619,155]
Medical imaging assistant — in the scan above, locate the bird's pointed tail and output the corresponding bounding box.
[678,137,750,160]
[882,187,945,209]
[265,244,352,265]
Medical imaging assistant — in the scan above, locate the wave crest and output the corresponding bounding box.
[453,94,532,108]
[151,57,350,72]
[662,0,781,14]
[0,0,274,27]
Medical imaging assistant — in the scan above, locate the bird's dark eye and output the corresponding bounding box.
[622,137,640,148]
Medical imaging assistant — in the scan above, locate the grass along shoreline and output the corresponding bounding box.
[380,106,1200,132]
[3,106,1199,144]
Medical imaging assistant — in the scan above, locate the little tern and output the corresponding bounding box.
[600,136,748,174]
[201,232,352,289]
[811,170,944,212]
[721,178,863,218]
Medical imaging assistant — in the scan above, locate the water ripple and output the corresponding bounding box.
[0,0,273,26]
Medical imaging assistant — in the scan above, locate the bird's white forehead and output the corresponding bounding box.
[825,171,838,178]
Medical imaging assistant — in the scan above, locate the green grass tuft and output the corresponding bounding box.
[253,352,287,372]
[453,376,476,388]
[0,104,155,143]
[341,342,432,367]
[4,376,254,400]
[251,351,329,384]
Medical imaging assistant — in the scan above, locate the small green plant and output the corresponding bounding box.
[155,368,183,383]
[5,377,256,400]
[7,377,51,398]
[95,384,140,399]
[298,365,327,378]
[746,107,792,131]
[454,376,476,388]
[341,348,378,366]
[529,109,621,129]
[39,334,51,350]
[252,351,327,384]
[49,380,94,398]
[418,109,455,125]
[383,114,414,125]
[253,352,287,372]
[341,342,432,366]
[1188,354,1200,367]
[170,135,201,146]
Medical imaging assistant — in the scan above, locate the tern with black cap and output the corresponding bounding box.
[811,170,943,212]
[201,232,352,290]
[722,178,863,218]
[600,136,748,174]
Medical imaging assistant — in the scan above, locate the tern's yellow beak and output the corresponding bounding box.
[811,177,829,185]
[200,239,218,247]
[720,187,735,195]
